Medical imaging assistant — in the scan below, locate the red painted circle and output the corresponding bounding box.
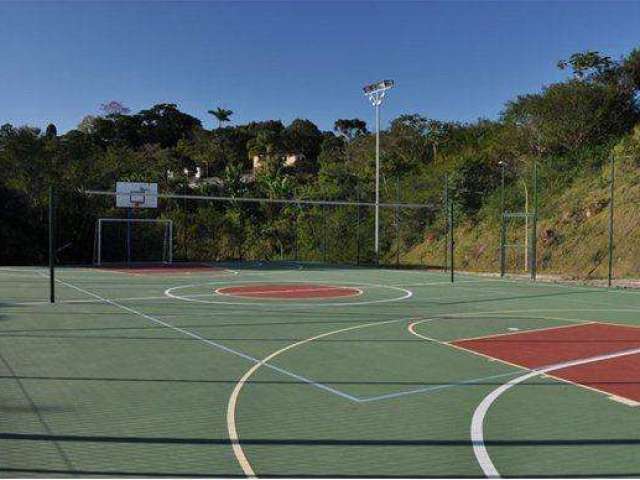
[215,283,362,299]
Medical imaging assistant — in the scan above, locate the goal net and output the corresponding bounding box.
[93,218,173,266]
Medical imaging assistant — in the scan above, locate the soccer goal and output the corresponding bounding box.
[93,218,173,266]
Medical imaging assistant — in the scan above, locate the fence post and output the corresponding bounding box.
[322,204,327,263]
[444,174,449,272]
[356,190,361,266]
[395,176,400,267]
[500,214,507,277]
[449,197,454,283]
[531,162,538,281]
[608,154,615,288]
[294,204,299,262]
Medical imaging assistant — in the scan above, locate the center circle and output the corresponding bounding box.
[215,283,362,300]
[164,280,413,307]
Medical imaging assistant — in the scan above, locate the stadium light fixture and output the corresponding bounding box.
[363,79,394,263]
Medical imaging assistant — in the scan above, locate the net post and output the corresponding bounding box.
[607,154,615,288]
[48,183,55,303]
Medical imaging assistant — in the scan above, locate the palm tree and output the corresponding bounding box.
[208,107,233,128]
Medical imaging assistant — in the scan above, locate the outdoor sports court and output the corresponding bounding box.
[2,263,640,477]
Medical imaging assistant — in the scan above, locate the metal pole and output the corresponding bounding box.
[294,205,299,262]
[356,189,361,266]
[500,215,507,277]
[48,184,55,303]
[375,102,380,265]
[97,220,102,266]
[322,204,327,263]
[444,174,449,272]
[500,164,506,277]
[395,176,400,267]
[126,208,132,265]
[608,154,615,288]
[531,162,538,281]
[449,198,454,283]
[168,221,173,263]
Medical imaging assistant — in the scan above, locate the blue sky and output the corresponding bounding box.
[1,1,639,133]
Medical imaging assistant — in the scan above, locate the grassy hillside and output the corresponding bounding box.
[402,126,640,281]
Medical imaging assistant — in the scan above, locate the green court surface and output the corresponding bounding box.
[2,264,640,477]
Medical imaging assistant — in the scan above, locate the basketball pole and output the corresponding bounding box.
[127,207,132,265]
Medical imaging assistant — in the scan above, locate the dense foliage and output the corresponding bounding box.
[1,49,639,269]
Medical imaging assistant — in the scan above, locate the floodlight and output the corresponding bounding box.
[363,80,395,95]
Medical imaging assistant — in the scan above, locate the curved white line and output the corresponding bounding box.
[227,317,405,478]
[471,346,640,478]
[165,280,412,307]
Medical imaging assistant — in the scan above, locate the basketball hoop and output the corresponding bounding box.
[116,182,157,209]
[129,191,146,210]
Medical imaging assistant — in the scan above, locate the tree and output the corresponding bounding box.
[45,124,57,139]
[136,103,202,148]
[247,128,286,176]
[334,118,368,142]
[503,80,637,155]
[208,107,233,128]
[100,101,130,116]
[558,49,640,97]
[284,119,323,174]
[557,51,616,82]
[385,114,431,175]
[77,115,98,134]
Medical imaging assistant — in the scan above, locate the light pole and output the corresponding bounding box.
[363,79,394,264]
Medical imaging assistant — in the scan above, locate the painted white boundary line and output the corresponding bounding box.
[471,346,640,478]
[49,276,360,403]
[165,280,412,307]
[227,317,404,478]
[359,370,521,403]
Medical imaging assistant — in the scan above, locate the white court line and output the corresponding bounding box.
[47,275,361,403]
[165,280,412,307]
[359,370,521,403]
[471,345,640,478]
[226,317,405,478]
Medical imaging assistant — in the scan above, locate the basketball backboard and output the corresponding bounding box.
[116,182,158,208]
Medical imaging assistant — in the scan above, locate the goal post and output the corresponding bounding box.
[93,218,173,266]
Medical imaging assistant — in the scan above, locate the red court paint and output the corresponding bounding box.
[216,283,361,299]
[98,263,226,275]
[453,323,640,402]
[552,353,640,403]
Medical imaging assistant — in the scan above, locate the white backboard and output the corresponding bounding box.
[116,182,158,208]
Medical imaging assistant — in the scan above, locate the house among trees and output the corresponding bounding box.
[252,154,303,173]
